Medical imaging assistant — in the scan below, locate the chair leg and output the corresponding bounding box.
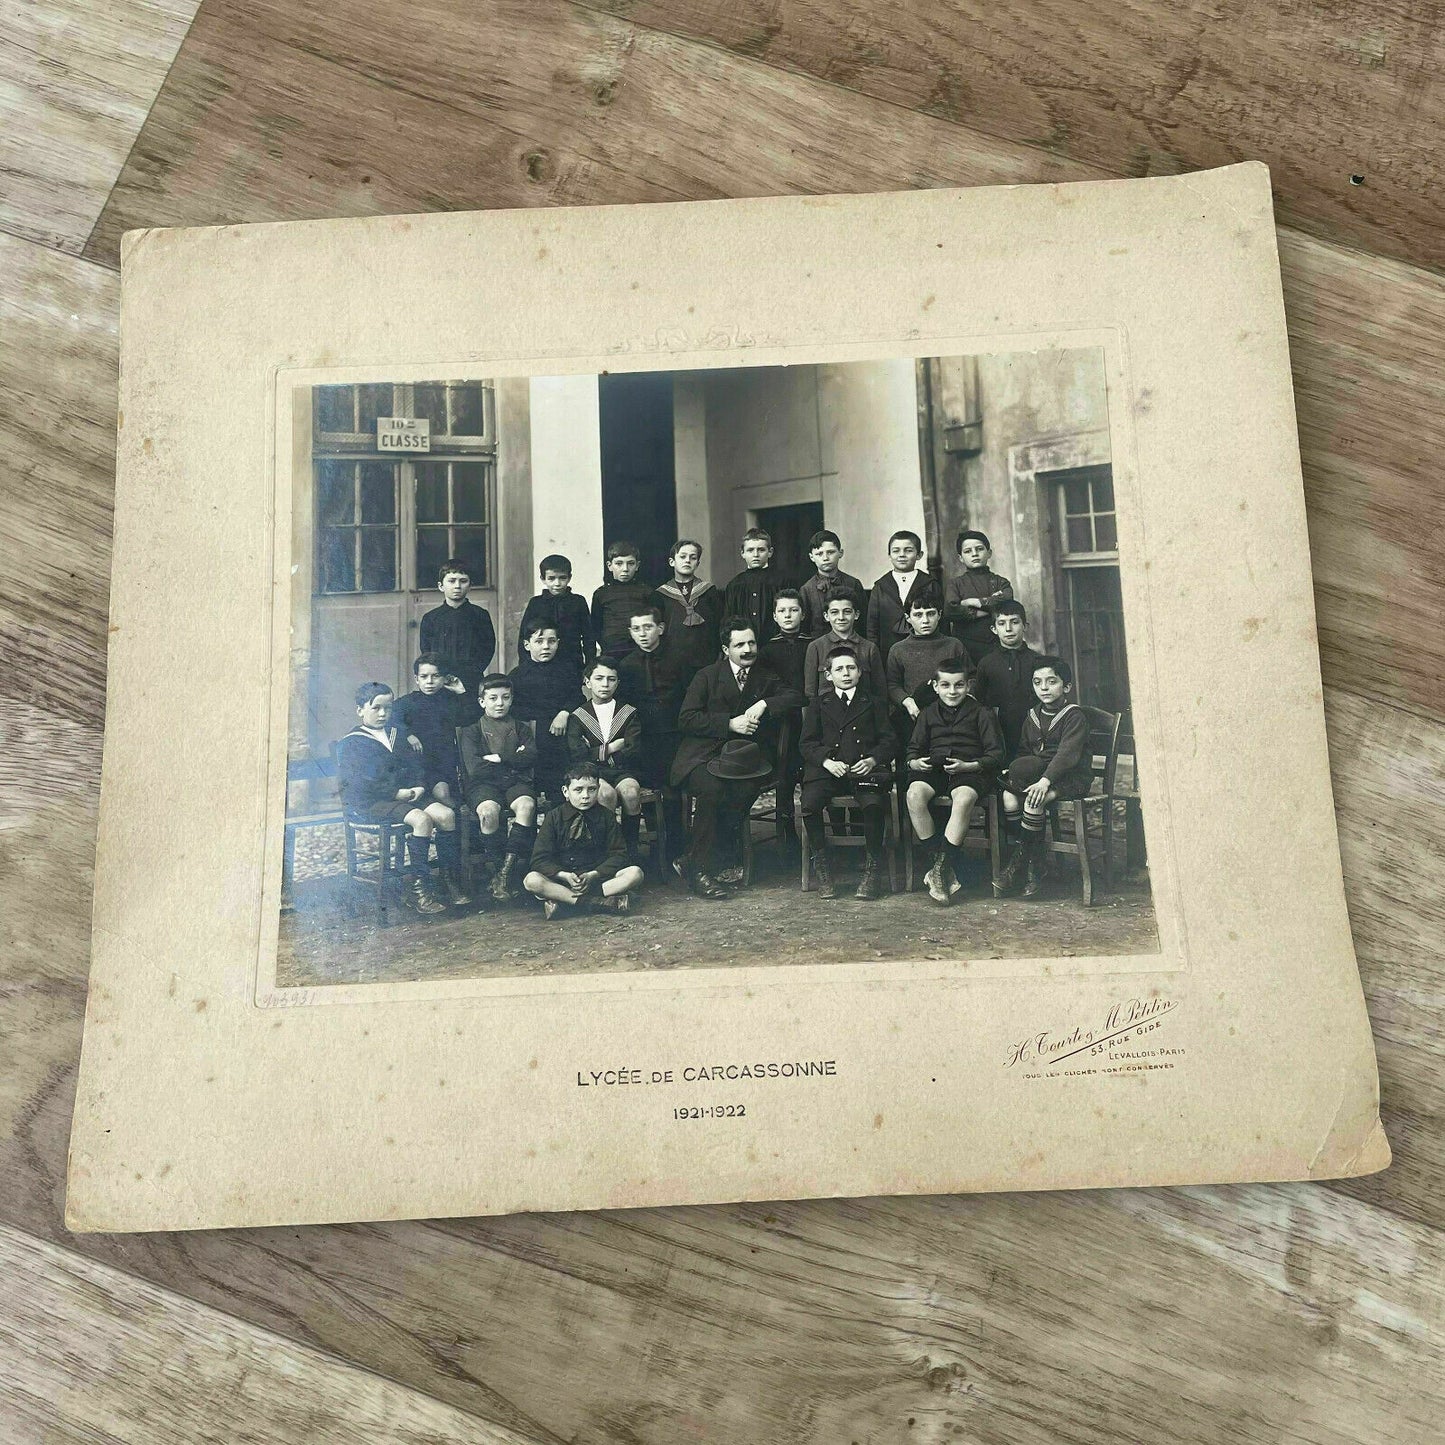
[799,813,811,891]
[986,794,1001,890]
[1075,803,1094,907]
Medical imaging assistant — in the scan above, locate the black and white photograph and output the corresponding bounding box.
[278,349,1156,987]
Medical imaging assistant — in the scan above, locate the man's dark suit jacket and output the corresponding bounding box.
[799,689,894,783]
[670,658,806,786]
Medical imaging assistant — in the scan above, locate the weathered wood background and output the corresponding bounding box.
[2,1,1442,1439]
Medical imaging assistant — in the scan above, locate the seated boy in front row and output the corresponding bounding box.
[509,621,583,804]
[566,658,645,863]
[905,658,1004,906]
[390,652,481,806]
[997,656,1093,899]
[800,644,894,901]
[523,765,645,918]
[459,674,538,902]
[337,682,470,914]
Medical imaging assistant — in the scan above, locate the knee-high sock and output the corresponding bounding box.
[506,820,538,861]
[621,812,642,853]
[435,829,460,869]
[406,835,431,871]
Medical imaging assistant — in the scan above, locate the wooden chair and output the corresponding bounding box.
[798,784,899,893]
[901,786,1002,893]
[635,786,670,876]
[342,818,410,926]
[1105,711,1146,883]
[281,751,343,901]
[679,787,756,886]
[1042,706,1122,907]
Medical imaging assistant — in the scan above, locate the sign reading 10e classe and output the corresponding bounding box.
[376,417,430,452]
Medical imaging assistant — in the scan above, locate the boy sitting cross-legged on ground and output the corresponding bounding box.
[800,644,895,901]
[459,674,538,903]
[337,682,469,914]
[905,658,1004,905]
[997,655,1093,900]
[524,764,645,919]
[567,657,646,864]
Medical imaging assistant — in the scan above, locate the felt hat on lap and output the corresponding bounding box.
[706,739,772,780]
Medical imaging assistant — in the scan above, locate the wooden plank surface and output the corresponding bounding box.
[0,1222,534,1444]
[0,0,198,252]
[3,0,1443,1438]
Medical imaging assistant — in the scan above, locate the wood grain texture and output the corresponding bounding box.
[81,0,1445,723]
[579,0,1445,275]
[0,0,198,252]
[0,1222,537,1444]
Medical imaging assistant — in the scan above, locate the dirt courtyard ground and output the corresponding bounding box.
[277,845,1158,987]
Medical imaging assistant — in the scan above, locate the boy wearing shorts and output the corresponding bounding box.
[459,674,538,902]
[566,657,645,862]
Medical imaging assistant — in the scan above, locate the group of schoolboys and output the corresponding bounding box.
[336,524,1091,919]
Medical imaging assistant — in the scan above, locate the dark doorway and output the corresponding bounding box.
[599,373,678,585]
[755,500,825,588]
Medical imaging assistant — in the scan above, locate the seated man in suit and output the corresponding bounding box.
[670,616,806,899]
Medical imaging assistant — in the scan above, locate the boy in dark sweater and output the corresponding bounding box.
[523,765,644,918]
[336,682,470,913]
[390,653,481,805]
[651,537,723,683]
[617,605,688,864]
[591,540,654,662]
[945,529,1014,665]
[418,559,496,695]
[998,655,1094,899]
[799,529,868,639]
[508,621,583,804]
[517,554,595,673]
[458,674,538,902]
[971,600,1045,758]
[866,530,935,665]
[804,595,886,702]
[885,590,968,723]
[761,588,811,846]
[566,657,646,862]
[905,658,1004,906]
[722,527,785,644]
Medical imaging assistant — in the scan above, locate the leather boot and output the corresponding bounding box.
[994,841,1027,896]
[855,853,884,900]
[1021,838,1047,899]
[490,853,517,902]
[811,848,836,899]
[406,872,447,916]
[445,865,473,908]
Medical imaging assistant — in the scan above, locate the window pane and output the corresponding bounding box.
[317,461,355,526]
[416,526,449,589]
[357,383,394,434]
[1091,469,1115,511]
[315,386,354,435]
[451,384,485,435]
[1094,513,1118,552]
[359,462,395,524]
[415,463,449,523]
[453,462,487,522]
[1066,516,1093,553]
[360,528,397,592]
[1062,476,1090,516]
[413,382,448,433]
[320,529,356,593]
[454,526,490,587]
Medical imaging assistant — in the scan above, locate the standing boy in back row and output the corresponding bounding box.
[419,559,496,696]
[518,554,595,673]
[722,527,785,645]
[866,529,934,665]
[799,529,867,640]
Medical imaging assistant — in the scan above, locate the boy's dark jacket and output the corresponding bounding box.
[722,561,785,644]
[418,600,496,687]
[508,655,583,730]
[866,569,937,661]
[617,638,689,738]
[1018,703,1092,792]
[336,728,426,813]
[800,689,894,783]
[799,569,868,638]
[518,591,595,672]
[390,688,481,779]
[972,644,1045,753]
[530,801,627,881]
[458,715,536,793]
[565,700,642,772]
[761,631,810,699]
[671,658,806,785]
[944,568,1014,651]
[650,579,723,675]
[907,696,1005,773]
[885,633,968,708]
[591,580,654,657]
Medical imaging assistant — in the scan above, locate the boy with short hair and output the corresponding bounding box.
[523,765,645,918]
[799,529,867,639]
[906,658,1005,905]
[337,682,470,913]
[762,588,811,847]
[390,653,481,805]
[885,591,967,723]
[722,527,784,644]
[617,605,688,863]
[866,529,935,665]
[997,656,1093,899]
[800,645,895,900]
[651,538,723,681]
[566,658,646,862]
[508,621,583,804]
[971,600,1045,758]
[458,674,538,902]
[591,540,653,662]
[419,560,496,695]
[804,594,886,702]
[945,529,1015,665]
[518,554,595,673]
